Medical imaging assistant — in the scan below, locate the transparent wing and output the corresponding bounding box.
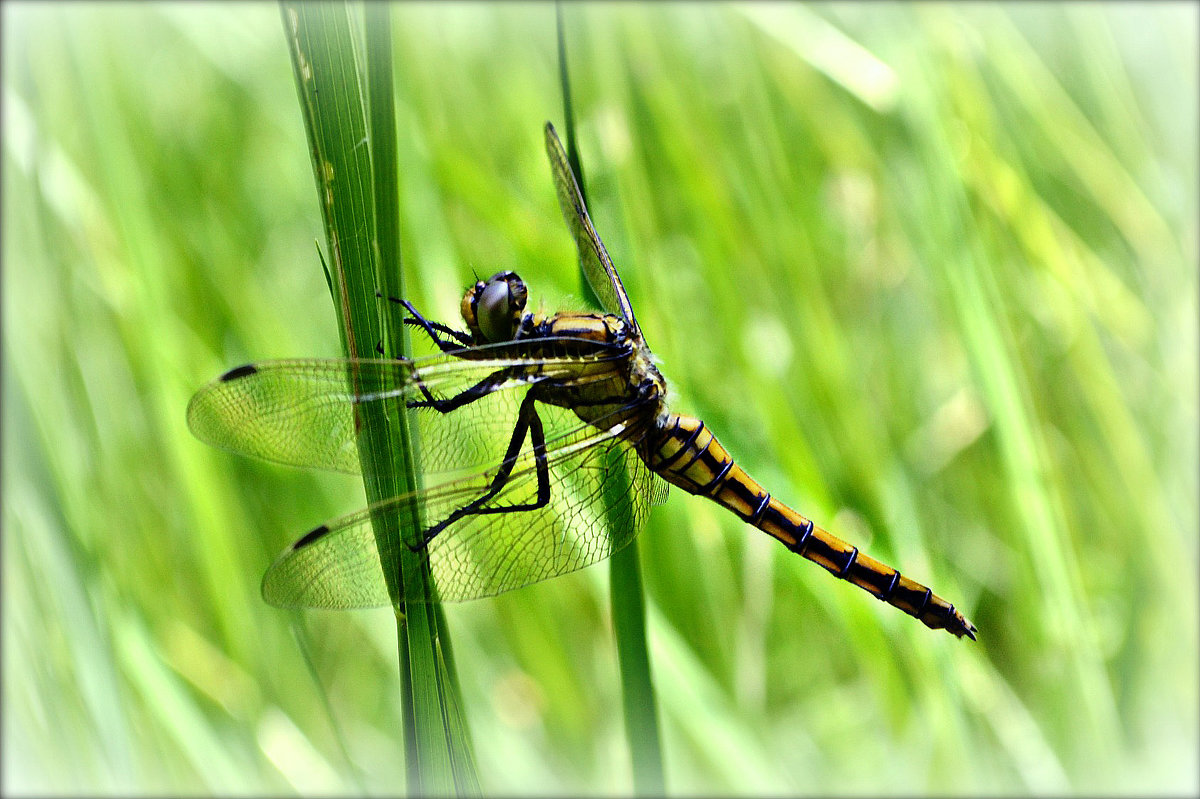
[186,343,623,477]
[544,122,641,336]
[261,402,660,607]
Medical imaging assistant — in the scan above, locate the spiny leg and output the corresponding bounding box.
[413,390,551,548]
[407,366,514,412]
[378,292,471,351]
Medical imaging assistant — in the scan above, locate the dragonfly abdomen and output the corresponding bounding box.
[644,414,976,639]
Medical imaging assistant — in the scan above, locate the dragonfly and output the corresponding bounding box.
[187,122,976,640]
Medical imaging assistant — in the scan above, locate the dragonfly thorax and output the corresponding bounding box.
[461,271,529,343]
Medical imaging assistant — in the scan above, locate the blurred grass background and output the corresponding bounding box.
[3,1,1196,795]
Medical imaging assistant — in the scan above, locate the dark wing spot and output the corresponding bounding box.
[293,524,330,550]
[220,364,259,381]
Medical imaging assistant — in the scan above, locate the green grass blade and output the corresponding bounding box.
[556,5,665,794]
[278,2,469,793]
[366,4,477,792]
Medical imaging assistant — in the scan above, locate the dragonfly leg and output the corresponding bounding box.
[413,391,551,548]
[407,366,514,412]
[378,292,472,351]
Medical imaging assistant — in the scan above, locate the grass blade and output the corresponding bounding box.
[556,5,665,794]
[279,2,472,792]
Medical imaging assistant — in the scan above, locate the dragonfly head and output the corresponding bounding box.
[461,271,529,343]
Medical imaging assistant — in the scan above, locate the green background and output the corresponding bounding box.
[4,1,1196,795]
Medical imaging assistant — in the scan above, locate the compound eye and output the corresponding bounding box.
[476,278,515,342]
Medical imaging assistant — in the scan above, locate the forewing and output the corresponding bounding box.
[186,351,597,476]
[262,403,661,607]
[187,359,397,473]
[544,122,640,336]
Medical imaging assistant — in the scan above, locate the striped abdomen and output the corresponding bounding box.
[643,414,976,640]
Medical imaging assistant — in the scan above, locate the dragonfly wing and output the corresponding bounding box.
[544,122,641,336]
[262,402,660,607]
[647,473,670,506]
[187,359,398,473]
[424,407,657,601]
[261,504,392,608]
[186,351,607,475]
